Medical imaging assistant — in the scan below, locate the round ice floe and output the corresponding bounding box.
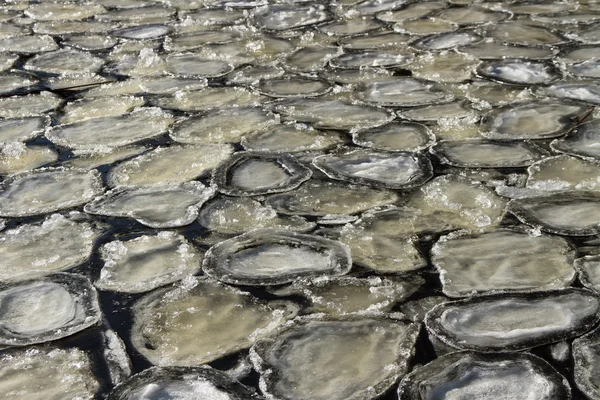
[526,155,600,192]
[24,48,104,75]
[504,2,577,14]
[251,315,419,400]
[322,224,427,274]
[180,8,245,25]
[376,1,446,22]
[84,182,215,228]
[477,59,561,85]
[317,17,382,36]
[540,82,600,105]
[399,101,476,122]
[0,168,103,217]
[406,174,508,231]
[171,107,277,144]
[25,3,106,21]
[574,327,600,400]
[575,256,600,294]
[409,52,479,83]
[464,81,533,106]
[0,273,101,347]
[33,20,114,35]
[313,150,433,190]
[65,146,148,170]
[285,45,340,73]
[329,50,414,69]
[46,108,173,151]
[253,5,330,31]
[157,87,264,112]
[560,46,600,63]
[256,77,331,98]
[0,116,48,143]
[265,179,399,217]
[276,99,394,131]
[0,72,38,95]
[111,24,173,40]
[398,351,571,400]
[339,32,410,50]
[228,65,285,85]
[0,214,103,282]
[354,0,416,15]
[199,34,294,67]
[483,101,588,140]
[107,144,234,187]
[242,124,343,153]
[96,6,176,22]
[432,229,576,297]
[277,276,422,315]
[0,35,58,54]
[0,144,58,176]
[432,140,546,168]
[461,42,556,60]
[435,7,510,25]
[568,60,600,78]
[165,54,234,78]
[0,346,100,400]
[508,192,600,236]
[66,36,118,52]
[95,232,202,294]
[108,366,263,400]
[0,92,62,118]
[58,95,146,125]
[394,18,457,35]
[410,31,482,51]
[165,31,238,52]
[131,277,297,366]
[425,289,600,352]
[212,152,311,196]
[352,122,435,152]
[486,22,566,46]
[198,196,314,234]
[203,229,351,286]
[354,206,451,237]
[356,78,454,107]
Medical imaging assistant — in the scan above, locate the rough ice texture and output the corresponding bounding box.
[84,182,215,228]
[131,277,297,366]
[202,228,352,286]
[108,366,262,400]
[96,231,203,293]
[398,351,571,400]
[0,273,101,347]
[251,315,419,400]
[0,213,103,281]
[0,346,100,400]
[426,289,600,351]
[432,229,576,297]
[0,168,103,217]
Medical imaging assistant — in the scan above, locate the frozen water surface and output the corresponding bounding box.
[132,277,297,366]
[399,351,571,399]
[2,0,600,398]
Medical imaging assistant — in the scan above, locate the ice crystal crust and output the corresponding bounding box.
[202,229,352,286]
[108,366,263,400]
[2,0,600,397]
[132,277,297,366]
[425,289,600,352]
[398,351,571,400]
[251,315,419,400]
[0,273,101,347]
